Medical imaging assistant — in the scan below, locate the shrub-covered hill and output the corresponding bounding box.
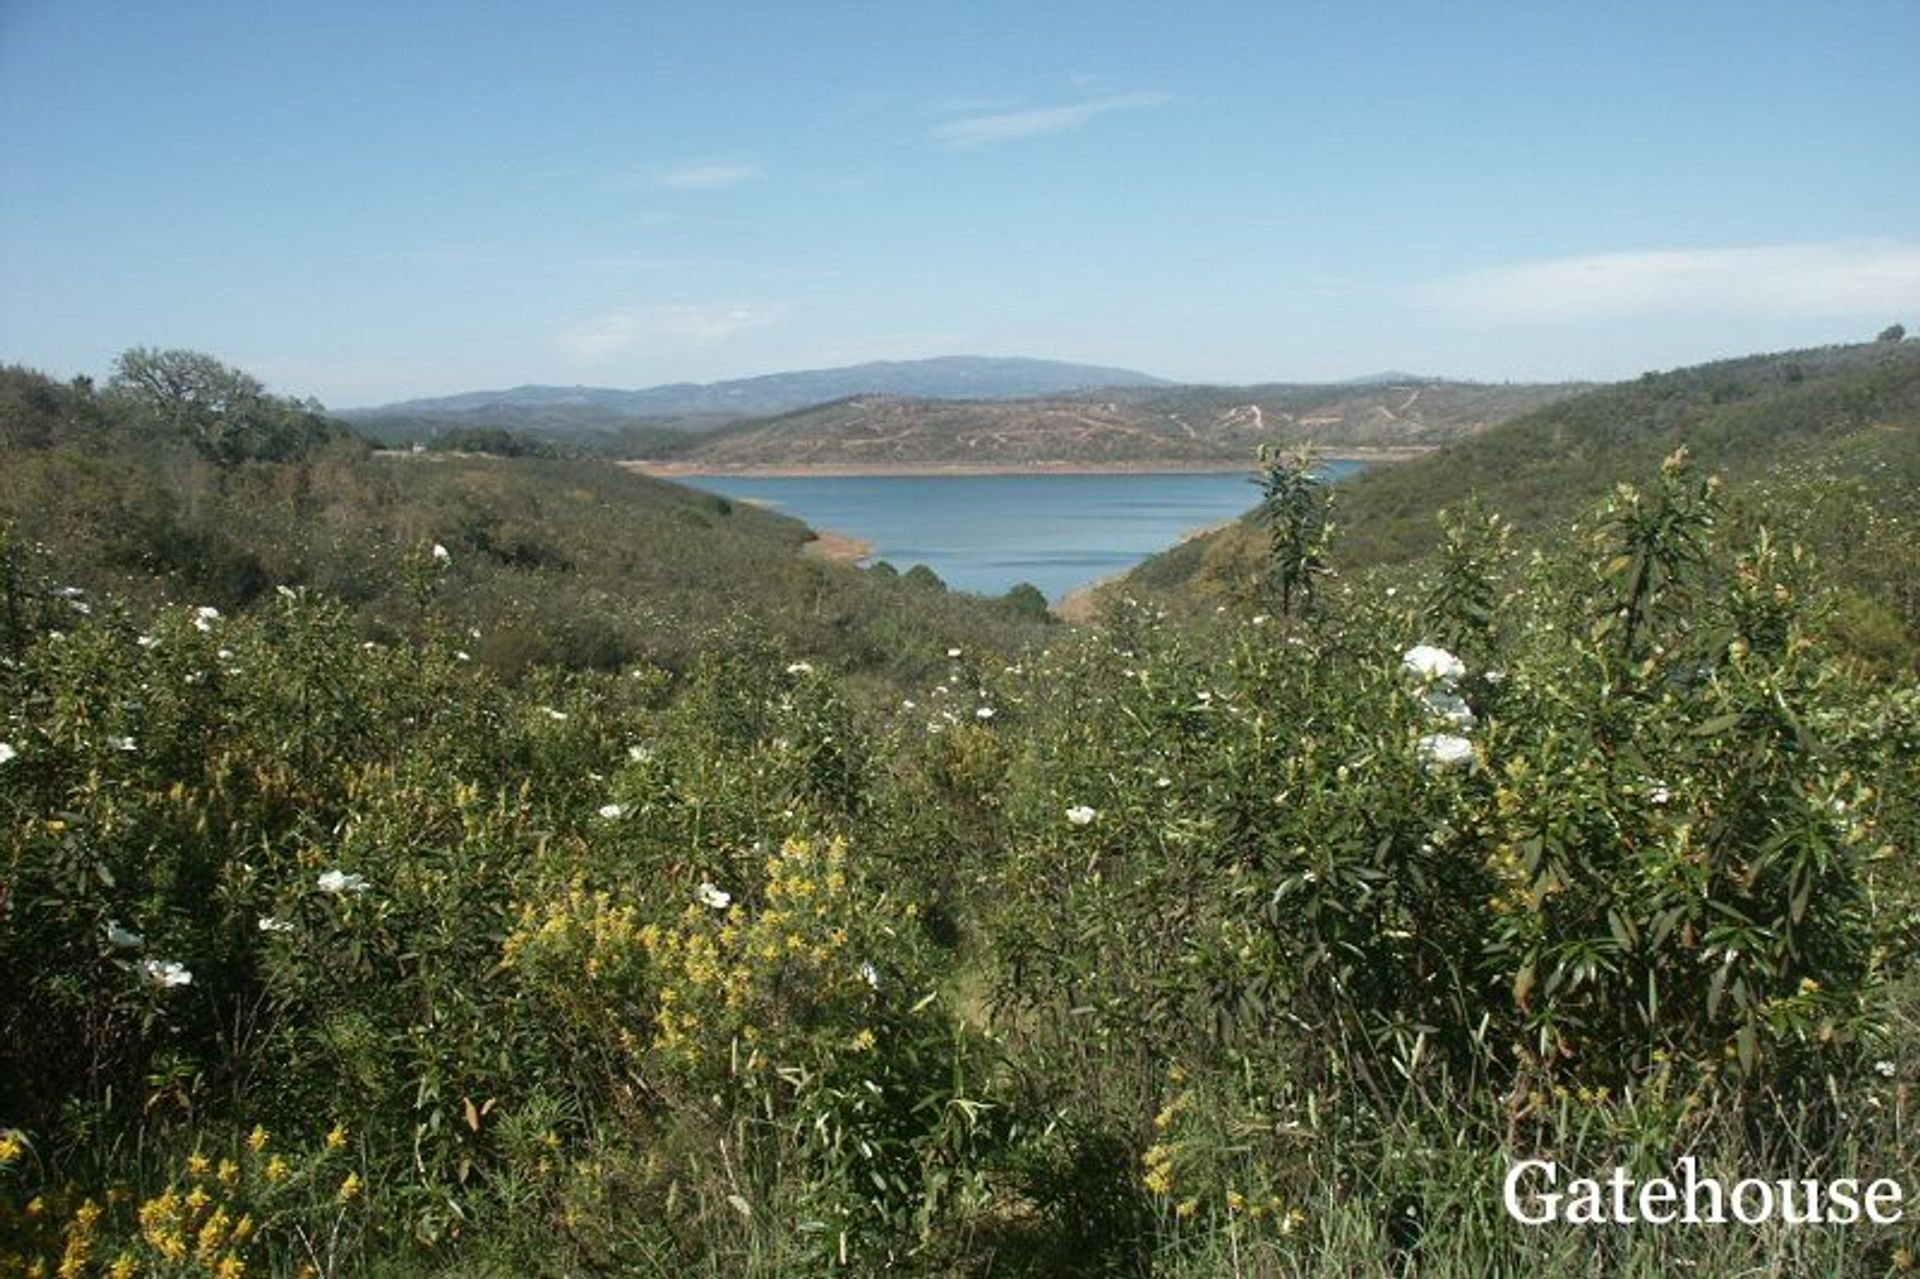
[653,378,1578,471]
[2,444,1916,1276]
[0,358,1053,682]
[1126,340,1920,652]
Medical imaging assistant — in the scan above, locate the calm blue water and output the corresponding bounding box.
[685,465,1363,599]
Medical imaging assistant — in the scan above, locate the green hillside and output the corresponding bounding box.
[0,356,1053,683]
[1127,340,1920,661]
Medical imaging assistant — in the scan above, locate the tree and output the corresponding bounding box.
[107,347,346,463]
[1877,322,1907,343]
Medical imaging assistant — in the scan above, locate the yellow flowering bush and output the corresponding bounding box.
[0,1128,363,1279]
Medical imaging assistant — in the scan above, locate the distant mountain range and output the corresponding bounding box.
[341,354,1587,468]
[344,356,1171,424]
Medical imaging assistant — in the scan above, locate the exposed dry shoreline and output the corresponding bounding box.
[1051,517,1234,623]
[623,447,1428,479]
[798,529,875,565]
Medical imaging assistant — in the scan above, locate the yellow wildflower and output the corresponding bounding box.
[246,1126,269,1153]
[0,1131,22,1163]
[264,1157,290,1185]
[108,1255,140,1279]
[325,1124,348,1151]
[217,1159,240,1186]
[186,1153,211,1178]
[336,1171,362,1203]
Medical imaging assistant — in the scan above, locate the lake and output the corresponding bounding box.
[683,465,1364,600]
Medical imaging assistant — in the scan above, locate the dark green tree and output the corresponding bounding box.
[107,347,346,463]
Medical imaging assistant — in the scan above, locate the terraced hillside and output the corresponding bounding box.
[650,379,1582,470]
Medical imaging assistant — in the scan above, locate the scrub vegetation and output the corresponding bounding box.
[2,343,1917,1275]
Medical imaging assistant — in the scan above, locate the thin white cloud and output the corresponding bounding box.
[555,302,791,364]
[1418,241,1920,325]
[933,91,1175,148]
[574,254,679,272]
[653,160,762,190]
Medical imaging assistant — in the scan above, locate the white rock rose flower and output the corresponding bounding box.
[317,870,370,895]
[695,881,732,910]
[140,959,192,988]
[1402,644,1465,683]
[1065,805,1097,827]
[1419,733,1475,769]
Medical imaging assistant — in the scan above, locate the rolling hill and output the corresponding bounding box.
[643,379,1583,470]
[1123,338,1920,650]
[341,355,1171,443]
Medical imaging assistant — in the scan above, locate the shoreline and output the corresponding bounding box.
[1052,516,1236,623]
[623,447,1427,479]
[798,528,875,566]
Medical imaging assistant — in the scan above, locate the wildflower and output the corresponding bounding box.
[947,647,962,658]
[257,916,294,933]
[627,743,652,762]
[431,543,451,565]
[1876,1060,1897,1078]
[0,742,16,765]
[975,706,995,720]
[335,1171,362,1203]
[455,650,471,661]
[110,735,137,752]
[140,959,192,988]
[0,1131,22,1164]
[1649,783,1672,806]
[316,870,369,895]
[785,661,813,674]
[326,1123,348,1150]
[247,1126,270,1153]
[192,606,221,632]
[850,1028,876,1052]
[1420,687,1475,729]
[597,803,625,820]
[265,1156,290,1184]
[859,960,880,989]
[1402,644,1465,682]
[105,920,145,950]
[1065,805,1097,827]
[696,881,733,910]
[1419,733,1475,769]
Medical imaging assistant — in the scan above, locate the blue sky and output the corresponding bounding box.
[3,1,1916,407]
